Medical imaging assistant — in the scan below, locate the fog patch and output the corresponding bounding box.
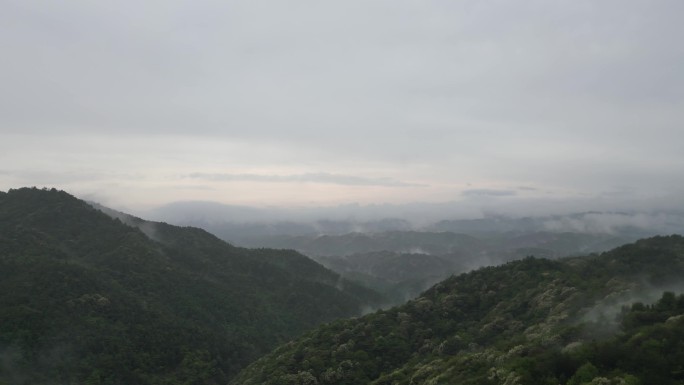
[88,201,164,242]
[406,247,430,255]
[543,212,684,235]
[334,275,346,291]
[581,280,684,329]
[134,221,162,243]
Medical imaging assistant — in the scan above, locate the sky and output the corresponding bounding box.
[1,0,683,215]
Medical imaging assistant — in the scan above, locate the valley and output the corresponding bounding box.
[2,188,683,384]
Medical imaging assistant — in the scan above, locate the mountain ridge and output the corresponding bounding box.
[0,187,384,384]
[233,234,684,385]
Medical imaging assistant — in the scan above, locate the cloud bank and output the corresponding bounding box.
[1,0,683,211]
[185,172,426,187]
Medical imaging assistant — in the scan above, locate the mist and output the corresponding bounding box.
[142,196,684,237]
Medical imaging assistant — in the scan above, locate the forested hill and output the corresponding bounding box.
[233,235,684,385]
[0,187,383,384]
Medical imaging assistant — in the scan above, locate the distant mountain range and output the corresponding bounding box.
[145,200,684,242]
[0,188,383,384]
[145,202,684,300]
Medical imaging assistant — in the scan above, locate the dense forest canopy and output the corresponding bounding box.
[234,235,684,385]
[0,187,383,384]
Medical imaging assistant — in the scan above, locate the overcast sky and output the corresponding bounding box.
[1,0,683,215]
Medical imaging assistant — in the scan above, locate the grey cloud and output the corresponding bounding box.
[461,189,517,197]
[1,1,683,210]
[185,172,426,188]
[4,1,682,141]
[0,170,98,185]
[0,169,144,185]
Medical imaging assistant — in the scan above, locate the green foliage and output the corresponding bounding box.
[0,187,384,384]
[567,362,599,385]
[234,235,684,385]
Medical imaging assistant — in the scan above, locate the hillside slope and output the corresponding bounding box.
[237,230,634,304]
[0,187,383,384]
[233,235,684,385]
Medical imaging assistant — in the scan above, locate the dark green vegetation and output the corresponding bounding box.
[0,188,383,384]
[246,230,633,306]
[233,235,684,385]
[316,251,457,304]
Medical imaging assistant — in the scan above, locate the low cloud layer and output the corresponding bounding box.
[185,172,426,187]
[461,189,517,197]
[543,212,684,235]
